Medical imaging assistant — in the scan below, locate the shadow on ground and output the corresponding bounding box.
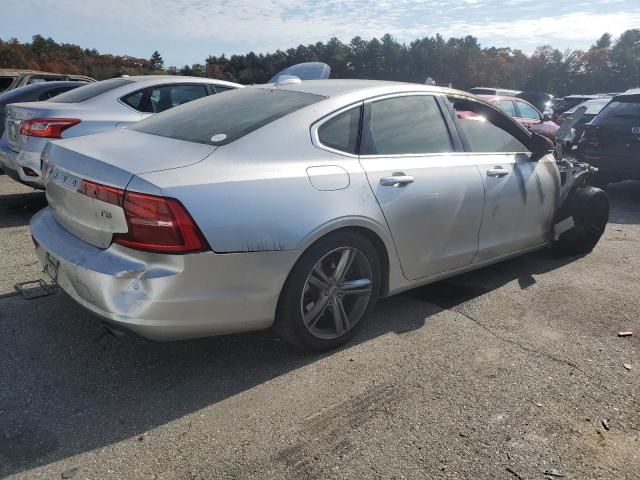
[0,179,639,477]
[0,191,47,228]
[0,248,583,477]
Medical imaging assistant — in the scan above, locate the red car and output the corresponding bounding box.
[477,95,563,158]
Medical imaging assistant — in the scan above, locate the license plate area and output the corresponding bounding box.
[44,252,60,283]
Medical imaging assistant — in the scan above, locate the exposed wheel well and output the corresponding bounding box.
[302,226,390,297]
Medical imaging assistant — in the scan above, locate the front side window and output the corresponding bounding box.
[131,87,324,146]
[449,97,529,153]
[496,100,517,117]
[361,95,452,155]
[516,101,542,120]
[317,106,362,154]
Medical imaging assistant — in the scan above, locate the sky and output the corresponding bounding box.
[3,0,640,67]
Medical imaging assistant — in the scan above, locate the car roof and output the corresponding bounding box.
[259,79,464,100]
[125,75,241,88]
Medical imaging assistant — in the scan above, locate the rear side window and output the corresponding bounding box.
[594,96,640,125]
[317,106,362,154]
[52,78,132,103]
[122,90,146,111]
[149,84,208,113]
[131,87,324,146]
[496,100,517,117]
[449,97,529,153]
[361,95,452,155]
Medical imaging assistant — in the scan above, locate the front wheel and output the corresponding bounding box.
[274,232,382,351]
[552,186,609,255]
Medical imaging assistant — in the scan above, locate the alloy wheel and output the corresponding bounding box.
[300,246,373,340]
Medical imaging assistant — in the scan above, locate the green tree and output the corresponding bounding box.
[149,50,164,70]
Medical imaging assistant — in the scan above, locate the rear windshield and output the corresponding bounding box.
[131,87,325,146]
[469,88,496,96]
[51,78,132,103]
[566,99,610,116]
[594,96,640,125]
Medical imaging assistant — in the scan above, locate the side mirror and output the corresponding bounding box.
[529,132,554,160]
[542,113,551,122]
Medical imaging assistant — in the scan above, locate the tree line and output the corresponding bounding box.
[2,31,639,95]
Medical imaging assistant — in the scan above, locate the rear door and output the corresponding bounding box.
[357,93,485,280]
[447,96,558,261]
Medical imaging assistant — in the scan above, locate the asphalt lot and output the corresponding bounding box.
[0,172,638,480]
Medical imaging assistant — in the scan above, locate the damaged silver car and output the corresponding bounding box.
[30,79,608,351]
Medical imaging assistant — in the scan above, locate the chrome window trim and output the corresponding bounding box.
[310,91,476,159]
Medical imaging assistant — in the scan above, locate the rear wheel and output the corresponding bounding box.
[274,232,382,351]
[552,186,609,255]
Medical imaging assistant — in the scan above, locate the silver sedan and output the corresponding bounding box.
[30,80,608,351]
[0,75,241,189]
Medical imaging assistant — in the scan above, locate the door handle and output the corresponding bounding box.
[380,173,415,187]
[487,167,510,177]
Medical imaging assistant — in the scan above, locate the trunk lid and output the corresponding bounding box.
[42,129,216,248]
[5,101,86,152]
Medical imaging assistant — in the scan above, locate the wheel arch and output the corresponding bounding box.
[291,218,398,297]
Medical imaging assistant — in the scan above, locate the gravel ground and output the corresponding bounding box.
[0,173,638,480]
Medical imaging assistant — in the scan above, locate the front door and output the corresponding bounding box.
[447,96,558,261]
[358,94,485,280]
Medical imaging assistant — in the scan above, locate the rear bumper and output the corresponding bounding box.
[0,135,45,188]
[30,207,299,340]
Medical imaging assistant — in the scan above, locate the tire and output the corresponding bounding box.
[274,231,382,351]
[552,186,609,255]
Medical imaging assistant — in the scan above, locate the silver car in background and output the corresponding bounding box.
[31,80,608,351]
[0,75,241,188]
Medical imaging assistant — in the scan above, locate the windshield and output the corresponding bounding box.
[131,87,324,146]
[51,78,132,103]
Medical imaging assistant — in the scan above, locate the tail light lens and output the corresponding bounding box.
[77,179,209,254]
[20,118,81,138]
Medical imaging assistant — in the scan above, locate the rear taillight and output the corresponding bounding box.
[20,118,81,138]
[77,180,209,254]
[78,179,124,205]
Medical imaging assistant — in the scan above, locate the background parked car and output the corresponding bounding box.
[0,69,93,93]
[469,87,521,96]
[556,97,612,148]
[0,81,88,137]
[0,75,242,188]
[478,95,562,157]
[515,91,555,115]
[577,89,640,186]
[552,94,609,121]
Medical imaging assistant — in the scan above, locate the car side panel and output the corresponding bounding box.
[134,108,399,263]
